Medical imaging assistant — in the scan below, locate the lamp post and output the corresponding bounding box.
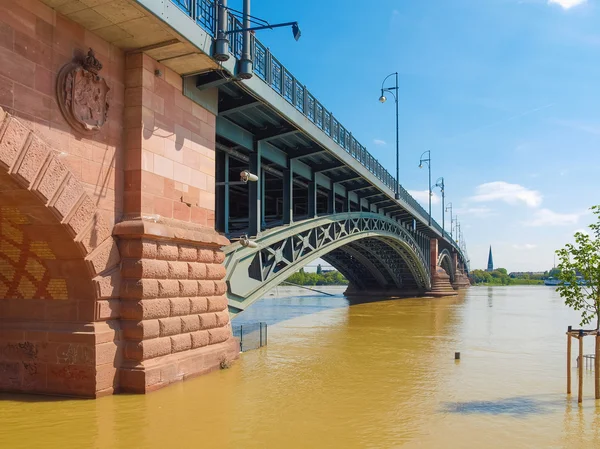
[419,150,432,225]
[446,202,453,239]
[378,72,400,199]
[434,177,445,233]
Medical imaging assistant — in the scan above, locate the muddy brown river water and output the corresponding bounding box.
[1,286,599,448]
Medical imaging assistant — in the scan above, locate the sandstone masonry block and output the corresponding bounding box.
[159,317,182,336]
[0,117,29,169]
[207,296,228,313]
[178,244,197,261]
[157,279,179,298]
[189,297,208,314]
[15,136,49,185]
[121,319,160,340]
[208,327,230,345]
[198,313,217,330]
[169,297,190,316]
[120,298,170,320]
[157,242,178,260]
[168,261,188,279]
[198,280,214,296]
[213,250,225,264]
[187,262,207,280]
[214,280,227,296]
[215,311,230,326]
[206,263,226,280]
[179,280,197,297]
[121,279,159,299]
[181,315,200,333]
[170,333,191,353]
[191,330,209,348]
[197,248,213,263]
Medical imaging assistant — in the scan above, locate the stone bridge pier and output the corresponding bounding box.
[0,1,237,397]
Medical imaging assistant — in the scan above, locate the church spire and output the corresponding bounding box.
[487,246,494,272]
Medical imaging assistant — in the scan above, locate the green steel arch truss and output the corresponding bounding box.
[223,212,432,313]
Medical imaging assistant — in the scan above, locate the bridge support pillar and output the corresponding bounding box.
[429,239,458,297]
[452,254,471,290]
[116,53,238,393]
[114,218,238,393]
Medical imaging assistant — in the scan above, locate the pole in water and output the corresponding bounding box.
[455,352,460,360]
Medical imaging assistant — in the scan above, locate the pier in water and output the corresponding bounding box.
[2,286,599,449]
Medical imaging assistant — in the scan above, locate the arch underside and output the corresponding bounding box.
[224,213,432,313]
[438,249,455,282]
[322,237,423,293]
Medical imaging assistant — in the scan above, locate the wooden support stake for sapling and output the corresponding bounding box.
[567,327,572,395]
[579,330,584,404]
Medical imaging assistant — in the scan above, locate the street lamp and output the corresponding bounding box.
[378,72,400,200]
[434,177,445,233]
[418,150,432,225]
[445,202,453,239]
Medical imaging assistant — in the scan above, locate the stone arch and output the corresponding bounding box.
[0,107,120,320]
[438,248,455,283]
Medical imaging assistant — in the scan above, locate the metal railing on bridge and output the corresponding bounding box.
[169,0,468,268]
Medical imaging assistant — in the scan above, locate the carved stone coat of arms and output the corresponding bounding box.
[56,49,110,135]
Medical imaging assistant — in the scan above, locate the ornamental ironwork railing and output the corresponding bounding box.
[169,0,468,269]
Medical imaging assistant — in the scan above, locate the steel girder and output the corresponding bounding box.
[223,212,432,313]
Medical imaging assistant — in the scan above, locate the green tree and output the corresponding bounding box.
[556,205,600,399]
[316,264,322,275]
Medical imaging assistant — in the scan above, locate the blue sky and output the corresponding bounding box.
[244,0,599,272]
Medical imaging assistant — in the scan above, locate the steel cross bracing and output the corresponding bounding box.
[223,212,432,313]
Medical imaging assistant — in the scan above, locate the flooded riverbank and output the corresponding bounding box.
[1,286,599,448]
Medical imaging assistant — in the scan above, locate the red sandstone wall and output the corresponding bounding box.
[0,0,124,396]
[0,0,125,224]
[0,1,236,397]
[123,53,216,227]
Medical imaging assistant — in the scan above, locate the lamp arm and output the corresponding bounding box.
[381,88,397,101]
[380,72,398,91]
[223,22,298,35]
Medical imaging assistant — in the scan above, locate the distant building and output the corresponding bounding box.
[487,246,494,272]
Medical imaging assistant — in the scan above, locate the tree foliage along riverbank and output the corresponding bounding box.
[286,267,349,286]
[470,268,546,285]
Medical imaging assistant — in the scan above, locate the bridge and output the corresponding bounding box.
[0,0,469,397]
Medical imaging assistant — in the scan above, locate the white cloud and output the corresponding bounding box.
[373,139,386,146]
[409,190,440,205]
[548,0,587,9]
[512,243,537,250]
[455,206,496,218]
[470,181,543,208]
[525,208,581,227]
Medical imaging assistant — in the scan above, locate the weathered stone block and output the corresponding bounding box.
[159,317,182,336]
[190,330,209,348]
[187,262,207,280]
[179,280,197,297]
[206,263,226,280]
[198,313,217,330]
[181,315,200,333]
[208,327,230,345]
[189,297,208,314]
[169,297,190,316]
[170,333,191,353]
[198,280,214,296]
[207,296,228,313]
